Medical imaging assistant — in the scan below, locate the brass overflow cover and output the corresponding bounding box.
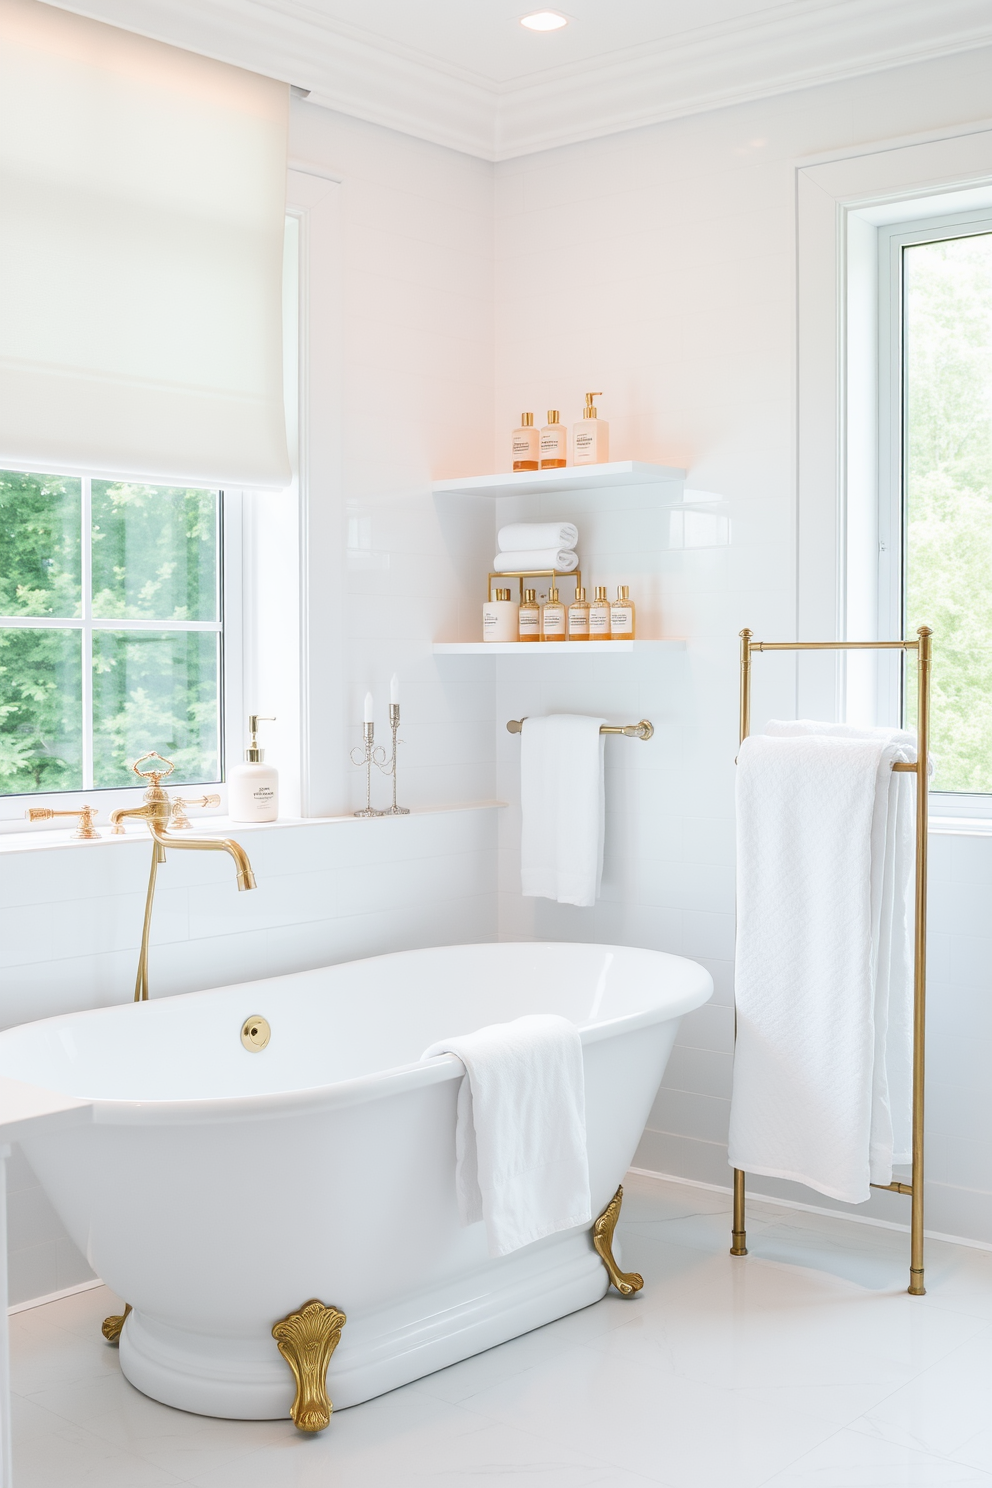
[241,1015,271,1052]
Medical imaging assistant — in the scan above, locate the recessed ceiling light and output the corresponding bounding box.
[520,11,569,31]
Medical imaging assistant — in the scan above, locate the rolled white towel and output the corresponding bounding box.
[498,522,578,552]
[493,548,578,573]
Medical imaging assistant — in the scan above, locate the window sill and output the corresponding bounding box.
[0,801,507,855]
[928,816,992,837]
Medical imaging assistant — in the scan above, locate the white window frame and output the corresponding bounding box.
[0,485,243,831]
[795,124,992,825]
[877,206,992,817]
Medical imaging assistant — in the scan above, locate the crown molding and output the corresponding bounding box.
[42,0,992,163]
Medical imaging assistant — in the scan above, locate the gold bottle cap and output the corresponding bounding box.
[573,587,586,601]
[546,410,560,423]
[547,587,559,602]
[524,589,536,603]
[520,412,534,426]
[595,586,607,600]
[583,392,602,419]
[617,585,630,601]
[495,588,511,601]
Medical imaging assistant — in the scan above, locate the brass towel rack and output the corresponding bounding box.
[506,717,654,740]
[734,626,932,1296]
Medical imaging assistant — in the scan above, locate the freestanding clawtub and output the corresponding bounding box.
[0,941,711,1423]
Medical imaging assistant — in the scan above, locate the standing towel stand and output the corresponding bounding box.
[733,626,932,1296]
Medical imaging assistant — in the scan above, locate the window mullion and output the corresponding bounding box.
[80,476,94,792]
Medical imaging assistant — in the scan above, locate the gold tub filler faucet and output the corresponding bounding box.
[105,752,257,1001]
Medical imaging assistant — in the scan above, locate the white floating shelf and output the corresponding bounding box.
[433,640,685,655]
[432,461,686,499]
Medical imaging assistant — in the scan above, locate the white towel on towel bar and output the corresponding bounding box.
[520,714,606,907]
[728,722,915,1204]
[498,522,578,552]
[492,547,579,573]
[421,1014,591,1257]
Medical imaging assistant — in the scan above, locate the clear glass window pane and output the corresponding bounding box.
[0,471,81,618]
[91,630,220,789]
[91,482,219,622]
[0,628,82,793]
[904,232,992,793]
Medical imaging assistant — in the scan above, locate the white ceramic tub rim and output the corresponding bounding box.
[11,963,710,1130]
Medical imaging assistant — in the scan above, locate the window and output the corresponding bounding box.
[879,209,992,801]
[0,472,227,801]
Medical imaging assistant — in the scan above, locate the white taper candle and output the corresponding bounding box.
[364,691,374,723]
[390,673,400,706]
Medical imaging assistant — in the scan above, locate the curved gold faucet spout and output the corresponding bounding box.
[146,818,257,891]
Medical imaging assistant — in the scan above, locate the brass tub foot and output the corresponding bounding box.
[272,1299,347,1433]
[101,1303,132,1343]
[593,1185,643,1297]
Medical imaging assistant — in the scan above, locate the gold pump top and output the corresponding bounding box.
[547,586,560,602]
[594,585,608,600]
[582,392,602,419]
[546,410,560,423]
[519,412,534,426]
[246,715,275,764]
[617,585,630,601]
[573,586,587,601]
[523,588,537,603]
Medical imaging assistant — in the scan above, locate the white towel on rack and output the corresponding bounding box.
[498,522,578,552]
[728,722,915,1204]
[520,714,605,907]
[493,547,578,574]
[421,1014,591,1257]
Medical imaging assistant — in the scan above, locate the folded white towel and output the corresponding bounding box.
[498,522,578,552]
[520,714,605,907]
[421,1014,591,1257]
[493,547,578,573]
[728,725,914,1204]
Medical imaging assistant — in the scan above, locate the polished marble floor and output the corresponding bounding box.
[11,1173,992,1487]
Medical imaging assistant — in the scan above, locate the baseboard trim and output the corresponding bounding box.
[8,1277,104,1316]
[627,1166,992,1254]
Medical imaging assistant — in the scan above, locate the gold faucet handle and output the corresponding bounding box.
[26,805,100,839]
[131,751,175,785]
[170,794,221,829]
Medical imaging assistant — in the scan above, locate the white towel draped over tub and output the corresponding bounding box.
[422,1014,592,1257]
[520,714,606,907]
[728,721,915,1204]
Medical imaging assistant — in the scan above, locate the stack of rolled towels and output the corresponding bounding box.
[493,522,579,573]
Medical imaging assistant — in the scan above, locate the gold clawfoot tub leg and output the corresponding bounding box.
[101,1303,132,1343]
[593,1185,643,1297]
[272,1300,347,1433]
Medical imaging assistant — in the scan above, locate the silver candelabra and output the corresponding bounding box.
[350,722,387,817]
[376,703,410,815]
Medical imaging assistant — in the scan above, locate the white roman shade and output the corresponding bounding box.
[0,0,291,489]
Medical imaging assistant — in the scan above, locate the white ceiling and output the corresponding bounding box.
[44,0,992,159]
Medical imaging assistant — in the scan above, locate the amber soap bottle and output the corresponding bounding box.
[588,585,611,639]
[610,585,635,640]
[512,413,539,471]
[568,586,590,640]
[519,588,540,641]
[542,586,566,641]
[540,411,567,469]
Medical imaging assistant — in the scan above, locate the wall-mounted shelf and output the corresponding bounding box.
[432,461,686,499]
[433,640,685,655]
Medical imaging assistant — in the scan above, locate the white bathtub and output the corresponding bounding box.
[0,941,711,1420]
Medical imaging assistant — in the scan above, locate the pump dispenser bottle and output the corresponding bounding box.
[573,392,609,465]
[228,715,279,822]
[512,414,539,471]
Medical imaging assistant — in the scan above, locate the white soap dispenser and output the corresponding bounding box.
[228,715,278,822]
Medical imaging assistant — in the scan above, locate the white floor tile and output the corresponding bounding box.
[9,1174,992,1488]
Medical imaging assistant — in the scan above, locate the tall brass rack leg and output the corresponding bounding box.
[593,1186,643,1296]
[731,1169,748,1255]
[909,626,931,1296]
[273,1300,347,1433]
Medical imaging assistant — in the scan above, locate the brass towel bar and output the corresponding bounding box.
[506,717,654,740]
[734,626,932,1296]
